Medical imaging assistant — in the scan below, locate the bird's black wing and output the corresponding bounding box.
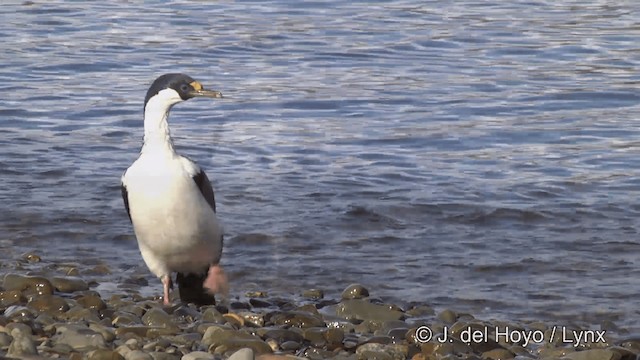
[192,168,216,213]
[121,182,132,223]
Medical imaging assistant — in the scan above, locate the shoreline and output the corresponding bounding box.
[0,256,636,360]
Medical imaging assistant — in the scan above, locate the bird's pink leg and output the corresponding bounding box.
[161,275,172,305]
[203,264,228,296]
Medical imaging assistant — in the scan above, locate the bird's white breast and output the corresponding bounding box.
[123,153,222,277]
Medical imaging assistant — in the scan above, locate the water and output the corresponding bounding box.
[2,0,640,332]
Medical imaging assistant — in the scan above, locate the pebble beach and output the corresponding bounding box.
[0,253,637,360]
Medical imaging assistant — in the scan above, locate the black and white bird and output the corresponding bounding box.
[121,73,227,305]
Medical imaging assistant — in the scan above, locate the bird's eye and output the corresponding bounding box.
[180,84,190,92]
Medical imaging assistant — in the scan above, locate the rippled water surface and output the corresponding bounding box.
[2,0,640,331]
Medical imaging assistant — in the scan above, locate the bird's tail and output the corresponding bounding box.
[176,271,217,305]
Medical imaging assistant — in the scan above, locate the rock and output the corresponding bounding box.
[356,343,407,360]
[4,305,36,322]
[342,284,369,300]
[21,252,41,262]
[336,299,404,322]
[126,350,154,360]
[280,341,301,351]
[202,327,271,355]
[228,348,255,360]
[27,294,70,315]
[3,274,54,296]
[482,348,515,359]
[150,352,180,360]
[224,312,245,327]
[142,307,177,329]
[202,307,225,323]
[50,276,89,293]
[406,304,435,317]
[239,311,265,327]
[77,292,108,310]
[7,327,38,356]
[0,289,25,306]
[56,324,107,351]
[89,349,126,360]
[262,328,304,343]
[302,289,325,299]
[562,349,620,360]
[0,331,12,347]
[64,306,102,322]
[437,309,457,323]
[270,311,325,328]
[181,351,215,360]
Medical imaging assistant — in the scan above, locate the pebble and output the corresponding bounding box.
[7,327,38,356]
[336,299,404,322]
[341,284,369,300]
[3,274,54,297]
[181,351,216,360]
[0,269,633,360]
[228,348,255,360]
[50,276,89,293]
[56,324,107,351]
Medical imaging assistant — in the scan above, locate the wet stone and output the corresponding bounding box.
[239,311,265,327]
[77,292,108,310]
[406,304,435,318]
[437,309,458,324]
[249,298,272,308]
[0,289,25,306]
[142,307,176,328]
[50,276,89,293]
[302,289,325,300]
[304,327,327,347]
[336,299,404,322]
[270,311,325,328]
[245,291,267,298]
[202,307,225,323]
[64,306,101,322]
[56,324,107,351]
[280,340,301,351]
[4,305,36,322]
[342,284,370,300]
[89,349,126,360]
[482,348,515,360]
[562,349,619,360]
[3,274,54,296]
[27,294,70,315]
[262,328,304,343]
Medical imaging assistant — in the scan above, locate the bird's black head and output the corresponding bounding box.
[143,73,223,110]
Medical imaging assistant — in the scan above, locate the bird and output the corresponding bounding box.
[120,73,227,306]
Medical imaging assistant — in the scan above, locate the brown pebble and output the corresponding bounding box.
[0,290,26,307]
[21,253,41,263]
[223,313,245,327]
[341,283,369,300]
[3,274,54,297]
[27,294,70,315]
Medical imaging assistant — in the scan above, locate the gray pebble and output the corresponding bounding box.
[227,347,255,360]
[7,327,38,356]
[56,324,107,351]
[126,349,154,360]
[181,350,216,360]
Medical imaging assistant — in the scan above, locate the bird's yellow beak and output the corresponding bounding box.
[189,81,223,98]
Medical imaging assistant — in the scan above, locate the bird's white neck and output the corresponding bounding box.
[141,98,177,155]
